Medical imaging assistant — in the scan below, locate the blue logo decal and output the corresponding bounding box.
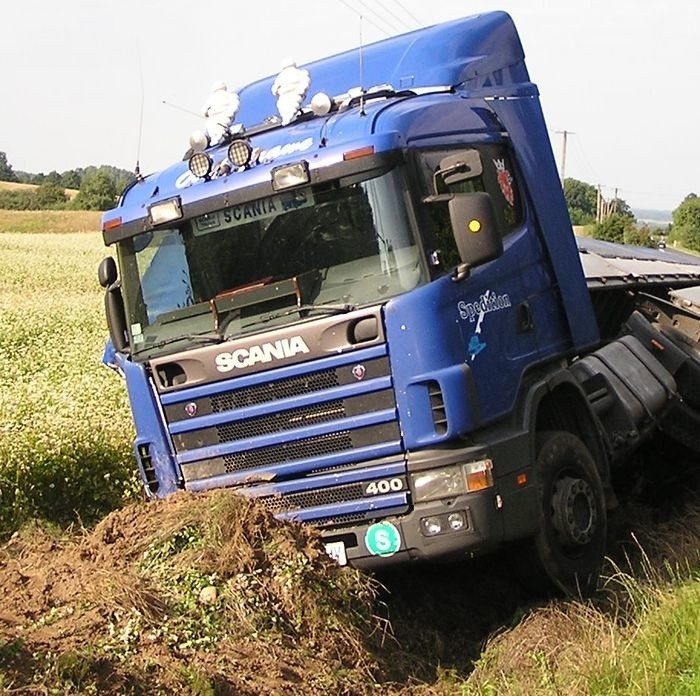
[468,335,487,359]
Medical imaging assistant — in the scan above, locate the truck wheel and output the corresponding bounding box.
[511,431,607,597]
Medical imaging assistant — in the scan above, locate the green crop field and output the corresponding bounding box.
[2,222,700,694]
[0,230,139,536]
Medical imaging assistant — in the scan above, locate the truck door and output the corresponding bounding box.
[413,144,562,423]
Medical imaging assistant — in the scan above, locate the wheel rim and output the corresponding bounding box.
[551,476,598,548]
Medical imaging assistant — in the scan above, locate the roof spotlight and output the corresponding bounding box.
[189,152,213,179]
[228,139,253,168]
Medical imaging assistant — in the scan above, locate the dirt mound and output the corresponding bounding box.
[0,491,386,694]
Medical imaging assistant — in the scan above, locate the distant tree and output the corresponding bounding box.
[612,197,635,220]
[44,170,62,185]
[60,169,82,189]
[35,181,68,209]
[669,194,700,252]
[0,151,18,182]
[69,171,118,210]
[592,212,634,244]
[623,224,656,248]
[563,178,597,225]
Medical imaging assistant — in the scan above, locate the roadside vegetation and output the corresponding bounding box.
[1,214,699,693]
[0,229,138,537]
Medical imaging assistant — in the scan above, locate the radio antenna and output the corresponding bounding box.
[161,100,201,118]
[135,43,145,181]
[359,14,366,115]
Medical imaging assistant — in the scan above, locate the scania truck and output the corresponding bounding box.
[99,11,700,594]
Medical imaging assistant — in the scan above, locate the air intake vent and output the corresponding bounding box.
[137,443,159,494]
[428,381,448,435]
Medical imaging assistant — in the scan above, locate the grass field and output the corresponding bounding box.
[1,220,700,693]
[0,179,79,199]
[0,229,138,535]
[0,208,101,234]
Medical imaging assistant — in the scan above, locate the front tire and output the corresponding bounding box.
[511,431,607,597]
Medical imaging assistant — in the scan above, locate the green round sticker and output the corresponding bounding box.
[364,522,401,557]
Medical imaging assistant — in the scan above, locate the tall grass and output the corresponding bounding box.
[459,517,700,696]
[0,231,139,536]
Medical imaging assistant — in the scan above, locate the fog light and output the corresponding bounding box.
[447,512,466,531]
[421,516,442,537]
[189,152,213,179]
[228,139,253,167]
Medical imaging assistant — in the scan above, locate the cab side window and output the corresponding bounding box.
[414,145,522,276]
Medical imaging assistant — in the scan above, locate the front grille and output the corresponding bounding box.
[211,369,339,412]
[223,431,354,472]
[259,481,366,514]
[165,346,408,524]
[216,401,344,442]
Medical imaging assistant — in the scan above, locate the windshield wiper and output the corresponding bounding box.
[133,331,224,356]
[240,303,356,330]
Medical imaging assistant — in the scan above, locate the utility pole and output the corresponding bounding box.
[556,130,575,182]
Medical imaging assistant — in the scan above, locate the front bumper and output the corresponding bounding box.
[320,485,503,569]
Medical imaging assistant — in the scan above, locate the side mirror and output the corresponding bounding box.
[98,256,118,288]
[449,192,503,280]
[97,256,129,352]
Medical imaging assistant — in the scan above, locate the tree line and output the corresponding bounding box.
[564,177,699,250]
[0,151,135,211]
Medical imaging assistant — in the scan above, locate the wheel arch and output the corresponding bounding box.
[523,370,611,489]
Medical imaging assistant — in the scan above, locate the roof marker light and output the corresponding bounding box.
[310,92,333,116]
[343,145,375,161]
[103,217,122,231]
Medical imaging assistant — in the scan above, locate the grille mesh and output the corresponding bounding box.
[216,401,344,442]
[211,369,339,412]
[223,431,353,472]
[259,481,366,514]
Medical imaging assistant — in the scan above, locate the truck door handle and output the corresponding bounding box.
[517,301,534,333]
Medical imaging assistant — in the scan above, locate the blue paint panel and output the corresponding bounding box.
[489,96,599,351]
[109,350,181,497]
[236,12,527,126]
[184,440,402,491]
[385,223,550,448]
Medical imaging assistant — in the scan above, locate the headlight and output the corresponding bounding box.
[410,459,493,502]
[411,466,466,502]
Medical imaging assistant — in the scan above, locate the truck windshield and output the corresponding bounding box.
[117,166,426,358]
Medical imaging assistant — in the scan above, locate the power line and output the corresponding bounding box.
[354,0,402,35]
[338,0,393,37]
[364,0,416,31]
[386,0,423,27]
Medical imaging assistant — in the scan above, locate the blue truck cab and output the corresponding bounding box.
[99,11,700,595]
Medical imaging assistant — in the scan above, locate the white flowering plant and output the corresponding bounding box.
[0,232,140,536]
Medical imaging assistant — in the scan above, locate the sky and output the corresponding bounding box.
[1,0,698,211]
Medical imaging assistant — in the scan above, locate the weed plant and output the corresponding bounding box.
[0,231,139,536]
